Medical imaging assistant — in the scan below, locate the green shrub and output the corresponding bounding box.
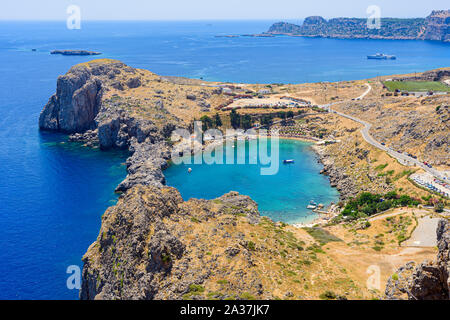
[239,292,256,300]
[319,291,337,300]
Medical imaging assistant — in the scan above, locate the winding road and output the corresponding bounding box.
[325,83,447,181]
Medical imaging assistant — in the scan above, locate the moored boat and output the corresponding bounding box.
[306,200,317,210]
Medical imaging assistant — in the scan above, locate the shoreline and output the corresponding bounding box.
[70,129,342,229]
[170,134,341,228]
[277,135,319,144]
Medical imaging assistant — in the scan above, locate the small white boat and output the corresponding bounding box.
[307,200,317,210]
[283,159,295,164]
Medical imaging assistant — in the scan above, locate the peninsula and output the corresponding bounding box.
[266,10,450,42]
[39,59,449,300]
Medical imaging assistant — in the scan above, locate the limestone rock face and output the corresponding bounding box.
[80,185,262,300]
[96,107,159,150]
[421,10,450,42]
[385,219,450,300]
[39,65,103,133]
[40,60,182,193]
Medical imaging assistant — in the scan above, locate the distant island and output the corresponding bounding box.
[50,50,102,56]
[265,10,449,42]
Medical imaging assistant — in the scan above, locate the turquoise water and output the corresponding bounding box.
[164,139,339,224]
[0,20,448,299]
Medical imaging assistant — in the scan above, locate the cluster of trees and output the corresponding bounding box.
[200,109,306,131]
[342,191,420,219]
[421,195,446,213]
[199,113,222,131]
[230,109,253,129]
[230,109,299,129]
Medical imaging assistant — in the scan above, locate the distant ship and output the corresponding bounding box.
[367,53,396,60]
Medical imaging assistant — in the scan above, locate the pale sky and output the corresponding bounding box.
[1,0,448,20]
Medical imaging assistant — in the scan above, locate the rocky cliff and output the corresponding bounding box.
[80,185,266,300]
[267,10,449,41]
[39,64,103,132]
[385,218,449,300]
[39,59,227,192]
[421,10,450,42]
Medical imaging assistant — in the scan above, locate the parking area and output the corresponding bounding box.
[411,172,450,198]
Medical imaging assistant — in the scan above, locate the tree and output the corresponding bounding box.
[384,191,398,200]
[434,201,444,213]
[377,200,392,212]
[230,109,240,129]
[398,195,413,207]
[240,114,253,130]
[277,111,287,119]
[200,115,213,131]
[260,114,273,127]
[214,113,222,127]
[287,110,295,118]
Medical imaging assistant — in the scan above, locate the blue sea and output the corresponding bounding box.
[0,20,448,300]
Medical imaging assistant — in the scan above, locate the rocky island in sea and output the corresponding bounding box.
[266,10,450,41]
[50,50,102,56]
[39,59,450,300]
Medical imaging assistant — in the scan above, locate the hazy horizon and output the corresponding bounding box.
[1,0,448,21]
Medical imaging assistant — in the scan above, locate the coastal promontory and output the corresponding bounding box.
[267,10,450,41]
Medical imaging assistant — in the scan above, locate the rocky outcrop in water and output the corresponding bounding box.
[385,219,450,300]
[39,60,179,192]
[39,65,103,133]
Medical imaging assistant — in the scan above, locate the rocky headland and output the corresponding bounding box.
[80,185,266,300]
[39,59,226,192]
[267,10,450,42]
[385,219,449,300]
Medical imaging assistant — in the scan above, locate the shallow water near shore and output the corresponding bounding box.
[165,139,339,224]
